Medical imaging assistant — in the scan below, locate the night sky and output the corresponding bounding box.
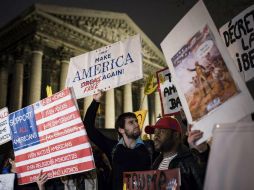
[0,0,252,48]
[0,0,199,48]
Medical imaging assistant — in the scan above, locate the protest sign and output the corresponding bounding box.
[134,110,147,130]
[204,122,254,190]
[8,88,95,184]
[0,107,11,145]
[219,5,254,81]
[0,173,15,190]
[66,34,143,99]
[123,168,180,190]
[160,0,254,144]
[156,68,182,116]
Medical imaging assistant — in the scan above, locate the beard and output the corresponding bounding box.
[154,133,176,152]
[125,128,141,140]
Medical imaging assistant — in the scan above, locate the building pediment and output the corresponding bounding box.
[0,4,166,73]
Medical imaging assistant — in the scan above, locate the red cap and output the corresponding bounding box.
[145,117,182,134]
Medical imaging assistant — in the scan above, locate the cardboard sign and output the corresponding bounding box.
[0,107,11,145]
[156,68,182,116]
[219,5,254,81]
[123,168,180,190]
[160,0,254,144]
[204,122,254,190]
[0,174,15,190]
[66,35,143,99]
[8,88,95,184]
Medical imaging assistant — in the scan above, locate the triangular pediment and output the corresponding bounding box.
[0,4,166,74]
[34,4,166,71]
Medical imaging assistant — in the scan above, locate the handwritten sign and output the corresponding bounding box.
[156,68,182,116]
[219,5,254,81]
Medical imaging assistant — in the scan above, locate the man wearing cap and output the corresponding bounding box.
[145,116,207,190]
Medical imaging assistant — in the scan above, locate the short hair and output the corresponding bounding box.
[115,112,137,137]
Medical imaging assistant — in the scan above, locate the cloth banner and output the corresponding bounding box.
[160,0,254,144]
[219,5,254,81]
[66,34,143,99]
[123,168,180,190]
[0,173,15,190]
[204,122,254,190]
[8,88,95,185]
[0,107,11,145]
[156,68,182,116]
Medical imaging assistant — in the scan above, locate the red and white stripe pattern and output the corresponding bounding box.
[15,88,95,185]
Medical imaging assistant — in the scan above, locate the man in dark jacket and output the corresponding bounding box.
[83,91,151,190]
[145,116,207,190]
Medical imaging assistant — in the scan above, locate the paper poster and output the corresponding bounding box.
[160,0,254,144]
[219,5,254,81]
[134,110,147,130]
[8,88,95,184]
[0,107,11,145]
[0,173,15,190]
[66,34,143,99]
[156,68,182,116]
[123,168,180,190]
[171,25,239,121]
[204,122,254,190]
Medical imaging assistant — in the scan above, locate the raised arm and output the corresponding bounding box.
[83,91,116,158]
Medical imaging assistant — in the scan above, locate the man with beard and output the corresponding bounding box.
[145,116,208,190]
[83,91,151,190]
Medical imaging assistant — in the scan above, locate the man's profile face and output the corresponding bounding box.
[153,128,176,152]
[123,117,141,139]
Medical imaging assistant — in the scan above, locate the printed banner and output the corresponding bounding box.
[123,168,180,190]
[160,0,254,144]
[8,88,95,185]
[219,5,254,81]
[0,173,15,190]
[156,68,182,116]
[66,34,143,99]
[204,122,254,190]
[0,107,11,145]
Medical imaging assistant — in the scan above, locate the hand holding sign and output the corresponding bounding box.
[93,90,103,103]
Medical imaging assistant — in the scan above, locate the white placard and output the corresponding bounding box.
[0,107,11,145]
[0,174,15,190]
[219,5,254,81]
[156,68,182,116]
[204,122,254,190]
[66,34,143,99]
[160,0,254,144]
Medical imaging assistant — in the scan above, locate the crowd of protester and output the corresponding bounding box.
[0,91,210,190]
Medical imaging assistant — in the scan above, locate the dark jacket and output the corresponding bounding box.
[83,100,151,190]
[152,145,206,190]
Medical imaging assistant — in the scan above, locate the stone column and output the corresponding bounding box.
[10,49,24,112]
[154,91,162,123]
[105,89,115,129]
[58,47,71,90]
[123,83,133,112]
[28,40,43,104]
[0,56,8,108]
[139,84,149,129]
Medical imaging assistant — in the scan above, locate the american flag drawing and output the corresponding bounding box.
[9,88,95,185]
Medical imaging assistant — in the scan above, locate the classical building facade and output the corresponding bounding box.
[0,4,166,129]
